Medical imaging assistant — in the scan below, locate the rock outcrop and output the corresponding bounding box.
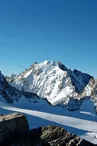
[40,125,95,146]
[0,113,29,146]
[12,125,97,146]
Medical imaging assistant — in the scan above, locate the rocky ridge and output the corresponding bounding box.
[0,71,41,104]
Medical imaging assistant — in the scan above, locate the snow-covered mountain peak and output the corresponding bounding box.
[1,68,97,145]
[32,60,68,74]
[0,71,41,104]
[40,60,49,65]
[6,60,94,107]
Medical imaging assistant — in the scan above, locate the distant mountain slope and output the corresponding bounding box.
[0,71,40,104]
[7,60,94,107]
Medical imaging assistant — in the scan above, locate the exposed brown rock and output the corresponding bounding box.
[40,125,95,146]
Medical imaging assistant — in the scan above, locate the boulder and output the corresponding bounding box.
[0,113,29,146]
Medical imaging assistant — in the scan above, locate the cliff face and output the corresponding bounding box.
[0,113,96,146]
[0,113,29,146]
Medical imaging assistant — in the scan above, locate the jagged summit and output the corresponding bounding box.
[6,60,94,107]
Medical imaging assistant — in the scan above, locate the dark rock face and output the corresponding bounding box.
[58,61,68,71]
[56,63,93,93]
[0,113,29,146]
[72,69,93,93]
[66,98,83,111]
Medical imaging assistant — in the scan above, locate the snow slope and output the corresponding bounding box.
[8,61,93,107]
[0,71,42,105]
[0,98,97,144]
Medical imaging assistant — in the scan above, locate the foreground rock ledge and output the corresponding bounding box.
[0,113,29,146]
[0,113,96,146]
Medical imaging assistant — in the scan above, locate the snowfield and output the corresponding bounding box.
[0,98,97,144]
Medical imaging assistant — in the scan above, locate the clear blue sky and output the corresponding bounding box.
[0,0,97,77]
